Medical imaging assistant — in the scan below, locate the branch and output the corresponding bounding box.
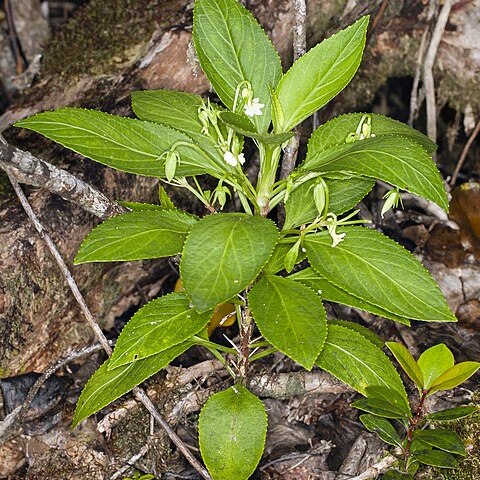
[423,0,454,145]
[6,168,211,480]
[450,116,480,185]
[0,139,124,218]
[279,0,307,182]
[0,343,106,445]
[348,455,397,480]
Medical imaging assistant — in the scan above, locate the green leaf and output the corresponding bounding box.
[15,108,226,178]
[427,406,479,422]
[413,429,465,455]
[386,342,424,388]
[131,89,226,166]
[181,213,278,312]
[199,385,267,480]
[248,275,327,370]
[132,89,204,136]
[327,320,384,348]
[109,293,212,369]
[119,201,164,212]
[284,176,374,229]
[305,227,456,322]
[353,397,409,420]
[219,112,293,145]
[316,325,409,409]
[72,342,190,427]
[158,184,177,210]
[414,449,459,469]
[307,113,437,156]
[275,16,368,131]
[417,344,454,389]
[303,135,448,211]
[383,471,414,480]
[74,210,197,264]
[428,362,480,394]
[263,242,307,274]
[359,414,402,446]
[289,267,410,325]
[193,0,282,133]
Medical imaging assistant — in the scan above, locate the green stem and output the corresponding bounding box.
[203,345,236,379]
[256,144,281,215]
[192,336,237,355]
[250,347,278,362]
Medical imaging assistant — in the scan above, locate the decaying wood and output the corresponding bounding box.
[0,141,124,218]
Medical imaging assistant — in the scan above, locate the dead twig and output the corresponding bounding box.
[423,0,454,146]
[5,159,211,480]
[450,117,480,185]
[347,455,397,480]
[4,0,28,74]
[110,442,151,480]
[0,140,124,218]
[0,343,107,445]
[408,0,438,127]
[279,0,307,182]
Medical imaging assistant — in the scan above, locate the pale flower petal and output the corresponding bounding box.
[237,153,245,165]
[223,151,238,166]
[244,98,265,117]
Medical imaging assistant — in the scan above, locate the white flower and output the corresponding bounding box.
[224,151,238,166]
[223,151,245,167]
[244,97,264,117]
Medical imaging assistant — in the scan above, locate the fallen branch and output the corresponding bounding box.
[348,455,397,480]
[0,140,124,218]
[423,0,453,145]
[450,117,480,185]
[5,160,211,480]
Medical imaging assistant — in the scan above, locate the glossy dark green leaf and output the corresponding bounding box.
[427,406,479,422]
[414,449,459,469]
[290,267,410,325]
[316,325,408,407]
[305,227,456,322]
[181,213,278,312]
[199,385,267,480]
[109,293,212,369]
[353,397,410,420]
[283,176,374,229]
[383,470,414,480]
[15,108,225,177]
[360,414,402,446]
[413,429,465,455]
[73,342,190,427]
[75,210,197,263]
[193,0,282,132]
[249,275,327,370]
[220,112,293,144]
[303,135,448,211]
[307,113,437,156]
[386,342,424,388]
[276,17,368,131]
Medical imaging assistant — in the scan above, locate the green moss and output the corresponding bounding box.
[42,0,166,78]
